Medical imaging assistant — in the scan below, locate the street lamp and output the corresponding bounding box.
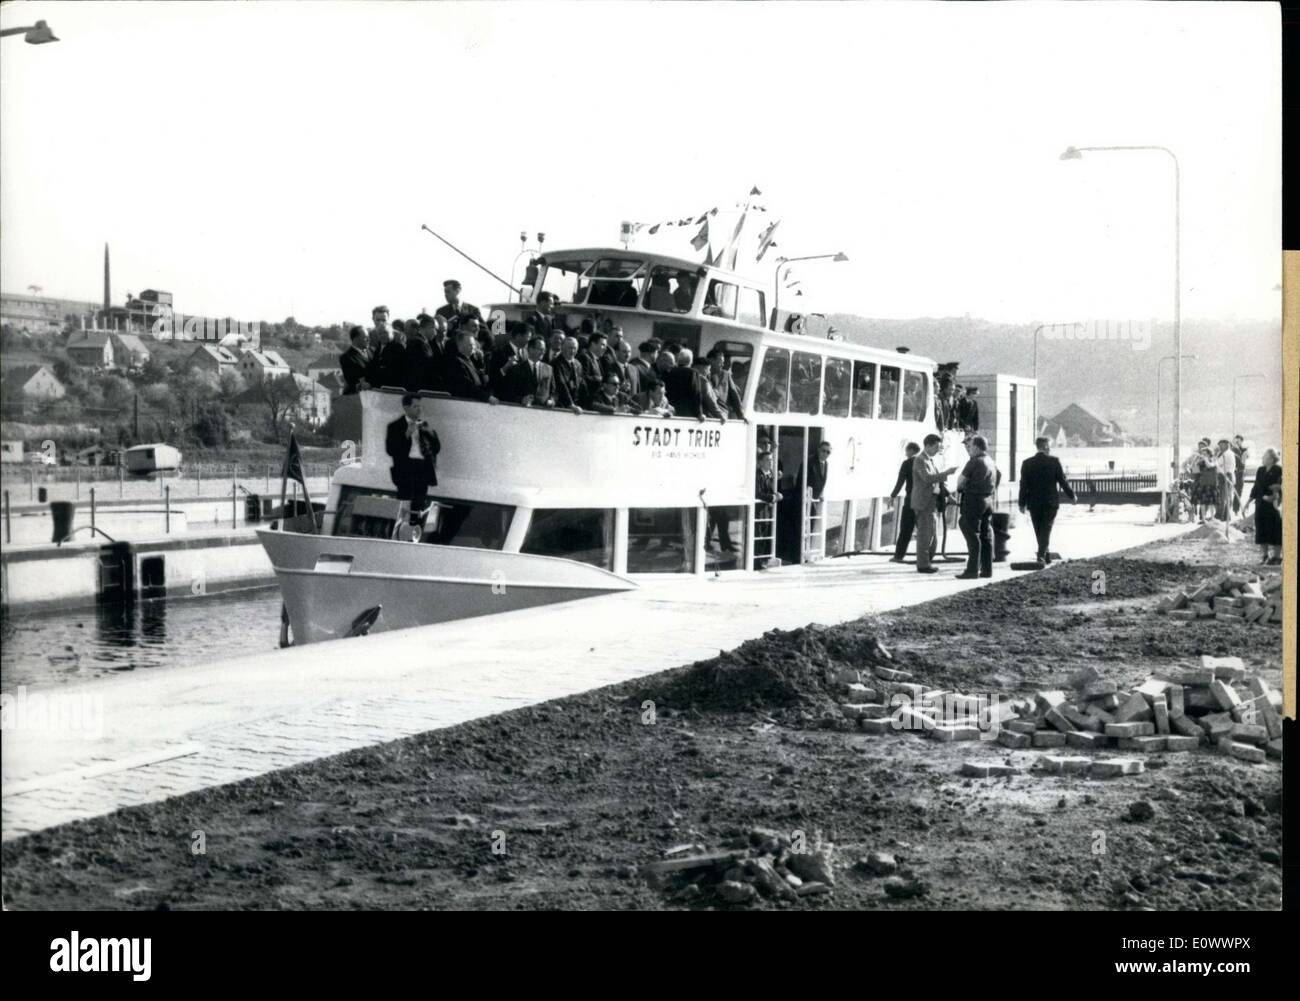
[1155,354,1195,493]
[1231,373,1266,436]
[772,252,848,327]
[0,20,59,44]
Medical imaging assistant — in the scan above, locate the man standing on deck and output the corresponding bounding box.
[912,434,957,574]
[443,329,498,404]
[707,347,746,420]
[368,304,393,355]
[386,394,441,541]
[889,441,921,562]
[527,292,563,342]
[435,279,483,334]
[1018,435,1076,565]
[552,336,586,413]
[955,435,1000,579]
[340,326,373,394]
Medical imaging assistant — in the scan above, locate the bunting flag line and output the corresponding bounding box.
[690,218,711,251]
[755,219,781,262]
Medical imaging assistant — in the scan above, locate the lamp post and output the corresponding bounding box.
[1060,144,1180,487]
[1155,353,1195,491]
[0,21,58,43]
[772,253,848,327]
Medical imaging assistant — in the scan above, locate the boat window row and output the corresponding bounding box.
[539,257,765,323]
[750,347,929,421]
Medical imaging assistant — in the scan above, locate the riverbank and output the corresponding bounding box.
[0,528,1282,910]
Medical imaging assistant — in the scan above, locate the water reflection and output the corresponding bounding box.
[2,586,283,692]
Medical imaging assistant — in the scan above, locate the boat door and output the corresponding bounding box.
[771,425,825,566]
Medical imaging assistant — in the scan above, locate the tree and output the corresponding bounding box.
[194,404,231,447]
[218,368,247,399]
[257,373,309,438]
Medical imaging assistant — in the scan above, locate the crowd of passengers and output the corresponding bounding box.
[338,279,747,421]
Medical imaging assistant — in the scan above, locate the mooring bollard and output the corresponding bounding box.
[90,487,97,534]
[165,485,171,534]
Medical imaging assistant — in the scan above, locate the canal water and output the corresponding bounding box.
[1,586,285,693]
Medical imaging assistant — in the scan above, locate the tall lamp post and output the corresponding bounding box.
[1156,353,1195,498]
[772,252,848,327]
[1231,374,1266,436]
[1060,144,1180,496]
[0,20,58,43]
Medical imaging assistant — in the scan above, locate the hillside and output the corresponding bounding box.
[826,315,1283,445]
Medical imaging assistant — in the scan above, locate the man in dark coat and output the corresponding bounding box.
[956,435,1000,579]
[805,440,832,501]
[1018,435,1076,564]
[503,336,555,406]
[664,349,726,421]
[889,442,921,562]
[385,394,441,538]
[370,325,410,390]
[551,336,586,413]
[707,348,746,420]
[577,331,609,402]
[527,292,563,342]
[489,321,531,397]
[443,329,498,404]
[339,326,373,394]
[434,279,483,334]
[957,386,980,431]
[401,319,433,392]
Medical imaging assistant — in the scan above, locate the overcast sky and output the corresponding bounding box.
[0,1,1281,328]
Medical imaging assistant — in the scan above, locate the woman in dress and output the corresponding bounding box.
[1191,447,1219,522]
[1247,447,1282,565]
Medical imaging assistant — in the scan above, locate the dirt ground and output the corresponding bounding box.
[1,532,1284,910]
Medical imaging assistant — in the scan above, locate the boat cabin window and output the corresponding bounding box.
[627,507,696,573]
[706,339,754,396]
[702,279,738,320]
[585,258,647,307]
[878,365,902,420]
[540,258,594,305]
[754,346,790,413]
[521,508,614,570]
[789,351,823,415]
[334,486,513,550]
[902,370,928,422]
[823,357,851,417]
[851,360,876,418]
[643,266,698,314]
[737,288,766,328]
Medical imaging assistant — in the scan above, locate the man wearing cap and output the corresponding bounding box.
[911,434,957,574]
[385,394,441,541]
[435,280,483,334]
[955,434,1000,579]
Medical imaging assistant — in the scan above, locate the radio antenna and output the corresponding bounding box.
[420,224,521,296]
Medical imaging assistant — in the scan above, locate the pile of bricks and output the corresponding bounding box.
[640,828,837,906]
[1155,571,1283,625]
[830,656,1282,769]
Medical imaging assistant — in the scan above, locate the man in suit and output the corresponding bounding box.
[955,435,1000,579]
[489,321,530,397]
[339,326,373,394]
[957,385,980,432]
[527,292,563,342]
[805,440,832,501]
[504,336,555,407]
[367,305,393,355]
[629,340,658,405]
[551,336,586,413]
[577,331,609,401]
[401,318,433,392]
[1018,435,1077,565]
[443,329,498,404]
[888,442,922,562]
[371,322,409,389]
[707,347,746,420]
[664,349,726,421]
[434,279,483,334]
[385,394,441,540]
[911,434,957,574]
[606,338,639,409]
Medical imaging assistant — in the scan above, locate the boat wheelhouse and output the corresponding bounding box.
[261,246,1026,644]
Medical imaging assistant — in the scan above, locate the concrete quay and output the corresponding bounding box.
[1,505,1189,840]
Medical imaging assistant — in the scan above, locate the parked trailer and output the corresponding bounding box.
[123,443,183,475]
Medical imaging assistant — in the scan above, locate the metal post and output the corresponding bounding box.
[119,462,124,498]
[165,485,171,533]
[90,487,96,534]
[75,464,80,499]
[30,466,35,501]
[232,477,237,529]
[197,465,202,497]
[4,490,10,544]
[266,464,271,492]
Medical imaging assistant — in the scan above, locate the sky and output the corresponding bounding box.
[0,1,1282,329]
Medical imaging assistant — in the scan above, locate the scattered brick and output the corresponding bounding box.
[1245,678,1283,739]
[1164,735,1200,752]
[1170,714,1203,739]
[1040,756,1092,775]
[1105,722,1155,738]
[1265,739,1282,760]
[1229,722,1268,745]
[858,717,895,736]
[1153,699,1170,735]
[1006,720,1037,735]
[1207,680,1241,711]
[1044,707,1075,734]
[1067,731,1108,750]
[1090,759,1145,778]
[930,724,982,742]
[960,761,1019,778]
[1167,685,1185,718]
[1113,692,1154,724]
[1218,740,1266,764]
[1032,732,1067,748]
[997,729,1031,749]
[1118,736,1166,752]
[873,665,912,682]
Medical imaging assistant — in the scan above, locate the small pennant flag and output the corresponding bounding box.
[750,186,762,196]
[279,429,315,533]
[755,220,781,262]
[649,223,660,235]
[690,219,710,251]
[678,217,694,226]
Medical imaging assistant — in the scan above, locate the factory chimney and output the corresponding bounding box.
[103,243,111,313]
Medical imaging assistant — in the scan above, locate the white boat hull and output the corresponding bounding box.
[258,530,635,645]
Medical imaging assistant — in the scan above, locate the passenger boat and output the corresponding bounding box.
[260,246,1010,645]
